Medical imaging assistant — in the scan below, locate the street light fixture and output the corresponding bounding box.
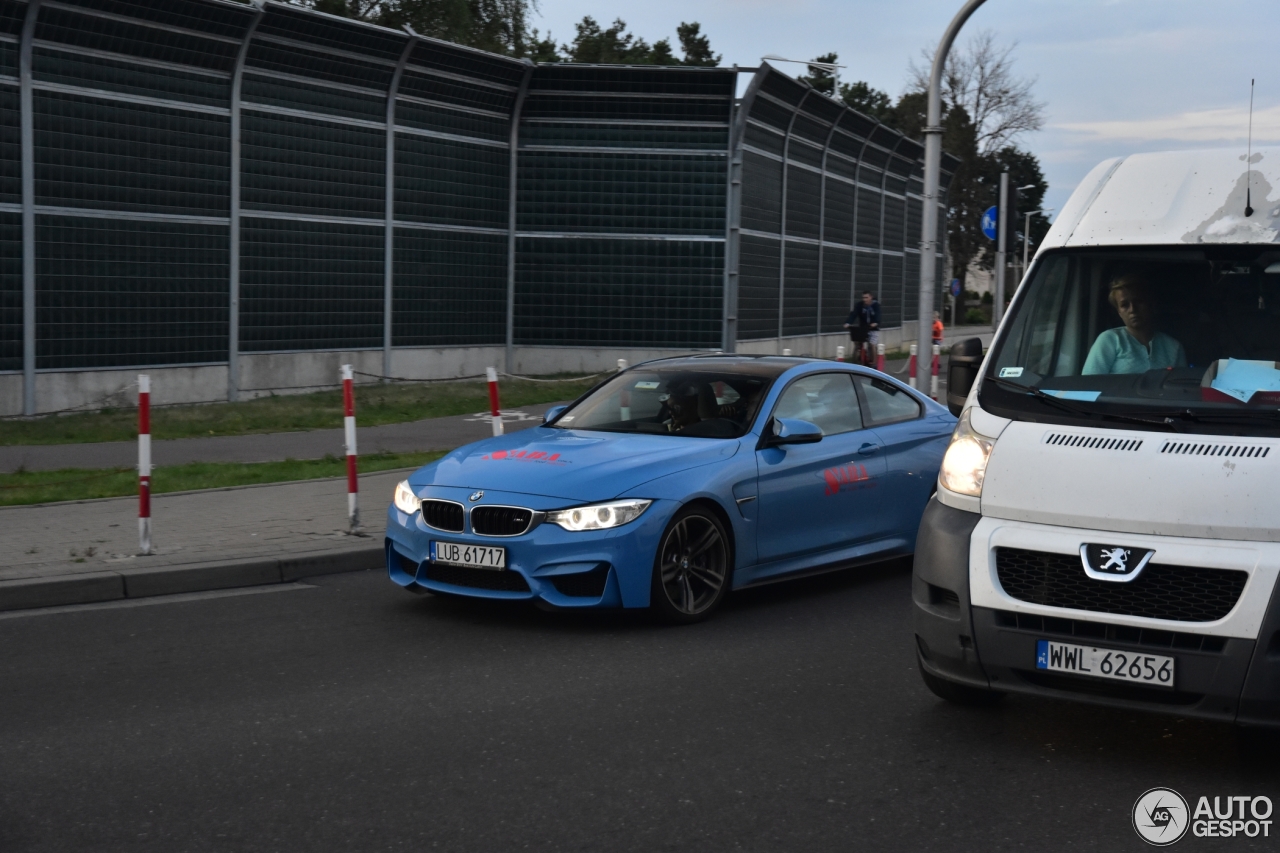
[761,54,846,95]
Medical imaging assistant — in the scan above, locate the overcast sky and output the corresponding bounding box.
[534,0,1278,220]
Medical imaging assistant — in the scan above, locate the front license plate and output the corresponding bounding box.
[1036,640,1175,689]
[430,541,506,570]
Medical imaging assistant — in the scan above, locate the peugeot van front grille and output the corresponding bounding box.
[995,548,1247,623]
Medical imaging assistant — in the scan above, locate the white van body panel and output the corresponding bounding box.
[1036,147,1280,255]
[980,421,1280,542]
[968,516,1277,639]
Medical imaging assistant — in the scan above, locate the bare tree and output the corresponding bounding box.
[909,30,1045,155]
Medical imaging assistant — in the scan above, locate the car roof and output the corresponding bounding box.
[631,353,830,379]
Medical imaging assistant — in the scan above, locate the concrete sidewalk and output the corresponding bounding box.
[0,401,559,473]
[0,469,406,612]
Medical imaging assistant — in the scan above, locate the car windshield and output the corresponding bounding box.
[552,365,775,438]
[982,246,1280,434]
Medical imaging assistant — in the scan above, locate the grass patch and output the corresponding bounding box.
[0,451,446,508]
[0,376,600,446]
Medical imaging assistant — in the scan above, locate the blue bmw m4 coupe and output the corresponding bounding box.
[386,355,956,622]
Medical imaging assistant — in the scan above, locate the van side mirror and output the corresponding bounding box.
[947,337,984,417]
[762,417,824,448]
[543,405,568,424]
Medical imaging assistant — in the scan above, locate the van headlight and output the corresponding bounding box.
[393,480,421,515]
[547,499,652,531]
[939,408,996,497]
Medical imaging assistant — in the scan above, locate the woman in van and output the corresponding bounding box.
[1082,271,1187,374]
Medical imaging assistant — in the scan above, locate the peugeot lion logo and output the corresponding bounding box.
[1081,543,1155,582]
[469,491,484,502]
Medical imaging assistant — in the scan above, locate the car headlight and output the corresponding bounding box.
[393,480,421,515]
[546,499,652,531]
[938,408,996,497]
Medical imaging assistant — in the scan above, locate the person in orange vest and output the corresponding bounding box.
[931,312,944,348]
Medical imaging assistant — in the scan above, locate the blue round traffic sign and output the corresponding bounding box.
[981,206,998,240]
[950,278,962,297]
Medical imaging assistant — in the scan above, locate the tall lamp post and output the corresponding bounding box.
[917,0,988,363]
[1022,207,1052,276]
[761,54,846,95]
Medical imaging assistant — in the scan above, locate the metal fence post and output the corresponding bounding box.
[776,88,811,354]
[19,0,43,416]
[816,105,847,358]
[227,0,265,402]
[384,29,417,381]
[505,60,534,374]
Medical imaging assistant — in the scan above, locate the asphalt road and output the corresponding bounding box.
[3,564,1272,852]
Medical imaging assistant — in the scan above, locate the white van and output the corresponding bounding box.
[914,148,1280,728]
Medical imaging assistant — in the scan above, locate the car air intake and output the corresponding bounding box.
[471,506,534,536]
[424,564,530,592]
[421,500,464,532]
[995,547,1247,623]
[551,564,611,598]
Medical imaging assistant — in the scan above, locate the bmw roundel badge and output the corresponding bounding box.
[469,491,484,502]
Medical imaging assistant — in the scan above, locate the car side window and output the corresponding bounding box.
[771,374,863,436]
[855,376,922,426]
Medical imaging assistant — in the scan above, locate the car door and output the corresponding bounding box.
[853,374,937,542]
[753,372,887,570]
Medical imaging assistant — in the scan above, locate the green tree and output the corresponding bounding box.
[676,22,720,67]
[291,0,538,57]
[798,52,839,96]
[559,17,717,66]
[839,80,894,124]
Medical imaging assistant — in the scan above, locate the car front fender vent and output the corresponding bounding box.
[1043,433,1143,451]
[1160,441,1271,458]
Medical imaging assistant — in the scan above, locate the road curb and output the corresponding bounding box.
[0,544,385,612]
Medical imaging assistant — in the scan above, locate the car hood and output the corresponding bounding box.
[408,427,741,501]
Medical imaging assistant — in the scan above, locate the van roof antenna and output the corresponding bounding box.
[1245,78,1255,217]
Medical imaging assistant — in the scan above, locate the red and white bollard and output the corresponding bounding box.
[138,374,152,556]
[342,364,360,532]
[875,343,886,372]
[836,345,845,362]
[486,366,503,437]
[908,344,919,389]
[930,344,941,400]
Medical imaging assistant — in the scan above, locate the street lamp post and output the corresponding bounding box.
[1022,207,1051,274]
[917,0,988,363]
[761,54,845,96]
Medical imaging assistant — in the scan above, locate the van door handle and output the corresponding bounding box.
[858,442,879,456]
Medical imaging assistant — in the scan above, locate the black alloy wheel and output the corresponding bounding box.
[650,506,730,623]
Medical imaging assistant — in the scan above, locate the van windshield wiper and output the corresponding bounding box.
[1136,408,1280,425]
[982,375,1177,430]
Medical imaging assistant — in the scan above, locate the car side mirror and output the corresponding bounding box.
[764,417,823,447]
[947,337,984,417]
[543,405,568,424]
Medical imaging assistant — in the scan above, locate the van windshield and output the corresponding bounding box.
[981,247,1280,435]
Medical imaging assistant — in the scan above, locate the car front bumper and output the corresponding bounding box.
[912,497,1280,727]
[385,488,674,609]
